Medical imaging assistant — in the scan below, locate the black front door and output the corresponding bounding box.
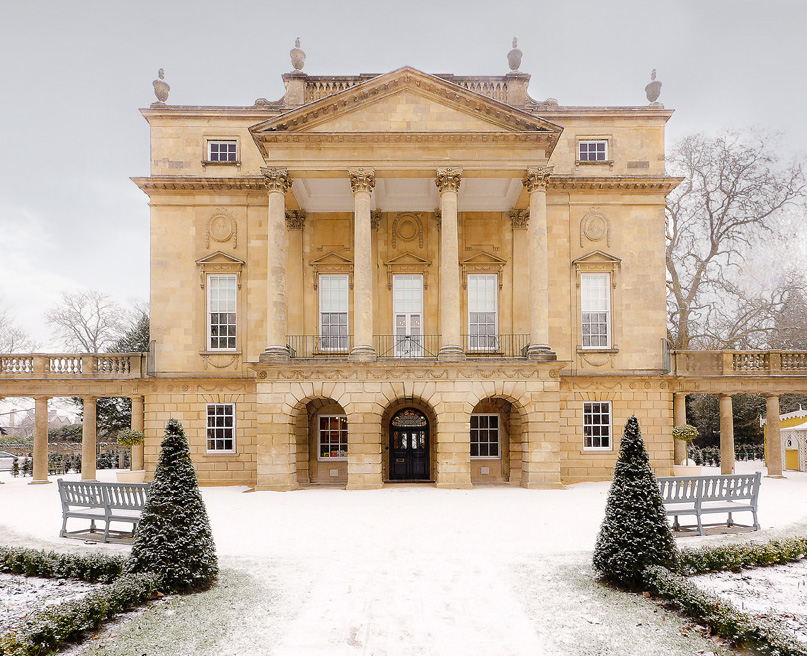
[389,409,429,480]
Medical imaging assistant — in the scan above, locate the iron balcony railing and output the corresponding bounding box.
[462,334,530,358]
[285,334,532,359]
[286,335,353,359]
[374,334,441,359]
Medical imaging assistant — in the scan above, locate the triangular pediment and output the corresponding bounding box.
[461,251,507,267]
[310,251,353,267]
[573,250,621,265]
[384,251,430,267]
[251,67,562,136]
[195,251,245,266]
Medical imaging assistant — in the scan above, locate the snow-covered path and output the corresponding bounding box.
[2,462,807,655]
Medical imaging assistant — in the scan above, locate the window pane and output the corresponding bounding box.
[208,275,237,350]
[319,415,348,458]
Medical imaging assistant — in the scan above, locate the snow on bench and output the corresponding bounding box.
[657,472,761,536]
[58,479,151,544]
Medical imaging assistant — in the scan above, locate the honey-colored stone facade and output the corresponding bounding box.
[132,61,681,489]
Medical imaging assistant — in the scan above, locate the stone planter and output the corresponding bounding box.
[673,465,702,477]
[116,470,147,484]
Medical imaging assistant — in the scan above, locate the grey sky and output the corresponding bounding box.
[1,0,805,349]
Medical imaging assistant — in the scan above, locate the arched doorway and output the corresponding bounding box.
[389,408,429,480]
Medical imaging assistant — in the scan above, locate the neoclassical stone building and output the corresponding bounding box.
[133,42,680,490]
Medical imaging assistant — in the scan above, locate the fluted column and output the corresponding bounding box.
[766,394,784,477]
[522,167,556,361]
[31,396,51,484]
[82,396,97,480]
[349,168,376,361]
[673,392,688,465]
[719,393,734,475]
[435,168,464,361]
[130,395,145,472]
[261,167,292,360]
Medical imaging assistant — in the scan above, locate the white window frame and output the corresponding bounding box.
[207,140,238,163]
[470,413,501,459]
[318,274,350,352]
[581,273,611,350]
[318,414,348,461]
[583,401,612,451]
[393,274,424,358]
[207,274,237,351]
[578,139,608,162]
[206,403,236,453]
[467,273,499,351]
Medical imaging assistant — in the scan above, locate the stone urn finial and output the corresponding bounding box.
[645,68,662,104]
[153,68,170,104]
[290,37,306,71]
[507,37,522,72]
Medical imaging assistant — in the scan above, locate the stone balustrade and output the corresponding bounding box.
[672,350,807,376]
[0,353,145,379]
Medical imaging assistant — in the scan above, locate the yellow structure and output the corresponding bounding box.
[761,406,807,472]
[131,42,678,490]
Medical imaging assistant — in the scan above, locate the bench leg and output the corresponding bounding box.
[752,508,760,531]
[90,519,96,533]
[672,516,681,531]
[60,514,68,538]
[727,512,734,528]
[696,512,704,536]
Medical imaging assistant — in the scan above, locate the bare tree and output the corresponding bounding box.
[0,303,35,352]
[666,131,805,349]
[46,290,126,353]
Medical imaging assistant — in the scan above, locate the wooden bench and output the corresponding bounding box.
[657,472,761,536]
[58,479,151,544]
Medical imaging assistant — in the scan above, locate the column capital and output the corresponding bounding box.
[435,167,463,193]
[261,167,292,193]
[349,167,376,194]
[285,210,306,230]
[522,166,553,192]
[509,209,529,230]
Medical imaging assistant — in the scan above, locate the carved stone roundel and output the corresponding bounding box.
[584,216,607,241]
[397,217,418,241]
[210,216,233,242]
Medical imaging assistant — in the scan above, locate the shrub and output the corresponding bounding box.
[679,537,807,575]
[0,546,126,583]
[116,429,144,448]
[125,418,218,592]
[593,416,678,589]
[0,573,160,656]
[644,565,806,655]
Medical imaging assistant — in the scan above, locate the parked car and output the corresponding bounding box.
[0,451,16,472]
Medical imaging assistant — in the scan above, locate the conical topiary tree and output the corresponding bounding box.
[125,419,218,592]
[593,415,678,590]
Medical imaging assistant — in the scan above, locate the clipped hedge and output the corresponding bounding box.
[644,565,806,656]
[679,537,807,575]
[0,572,160,656]
[0,546,126,583]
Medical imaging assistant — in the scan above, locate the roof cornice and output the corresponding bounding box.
[548,175,683,191]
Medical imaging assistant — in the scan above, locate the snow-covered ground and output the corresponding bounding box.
[2,461,806,655]
[692,560,807,644]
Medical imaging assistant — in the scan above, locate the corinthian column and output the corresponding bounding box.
[436,168,464,361]
[522,166,556,361]
[261,167,292,360]
[349,168,377,361]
